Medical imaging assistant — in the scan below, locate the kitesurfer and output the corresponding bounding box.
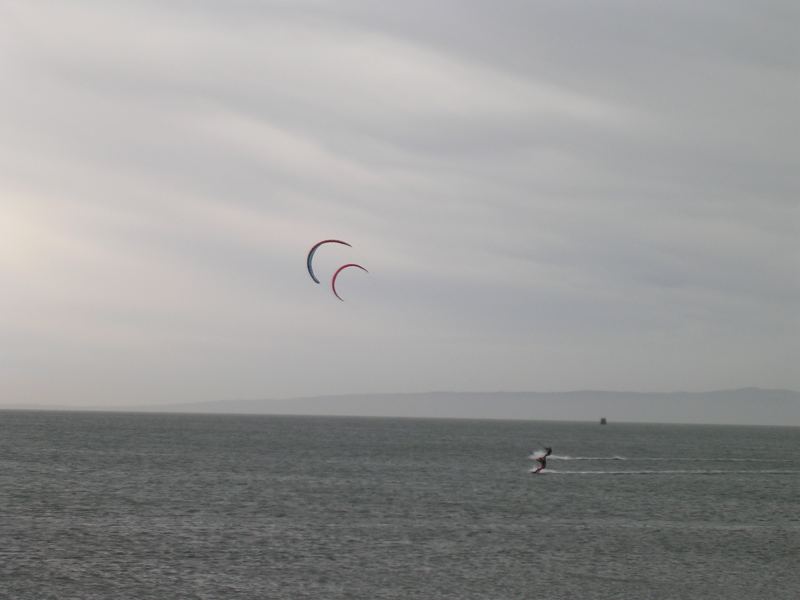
[532,447,552,474]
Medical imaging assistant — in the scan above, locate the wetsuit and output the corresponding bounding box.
[533,447,552,473]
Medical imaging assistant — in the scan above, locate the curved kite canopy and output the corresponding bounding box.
[306,239,351,283]
[331,263,368,301]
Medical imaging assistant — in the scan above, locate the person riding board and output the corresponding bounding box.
[532,447,552,473]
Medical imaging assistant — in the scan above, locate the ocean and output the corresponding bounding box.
[1,411,798,599]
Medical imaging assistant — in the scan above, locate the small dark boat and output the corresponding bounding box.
[600,417,607,425]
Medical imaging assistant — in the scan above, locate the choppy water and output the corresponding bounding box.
[1,411,798,599]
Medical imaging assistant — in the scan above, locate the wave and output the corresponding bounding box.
[541,456,789,462]
[622,457,781,462]
[550,455,626,461]
[535,469,800,475]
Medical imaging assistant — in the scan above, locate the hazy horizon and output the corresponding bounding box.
[3,388,798,428]
[2,2,797,410]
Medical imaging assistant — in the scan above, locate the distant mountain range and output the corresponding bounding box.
[131,387,800,426]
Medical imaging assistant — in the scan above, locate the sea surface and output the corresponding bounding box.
[1,411,798,599]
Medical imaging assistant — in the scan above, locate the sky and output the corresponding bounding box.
[1,1,798,408]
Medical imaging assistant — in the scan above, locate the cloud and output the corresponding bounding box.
[1,0,797,407]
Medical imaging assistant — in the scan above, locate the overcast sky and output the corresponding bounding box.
[1,1,798,408]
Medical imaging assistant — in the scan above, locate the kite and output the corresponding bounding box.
[331,263,368,301]
[306,239,351,284]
